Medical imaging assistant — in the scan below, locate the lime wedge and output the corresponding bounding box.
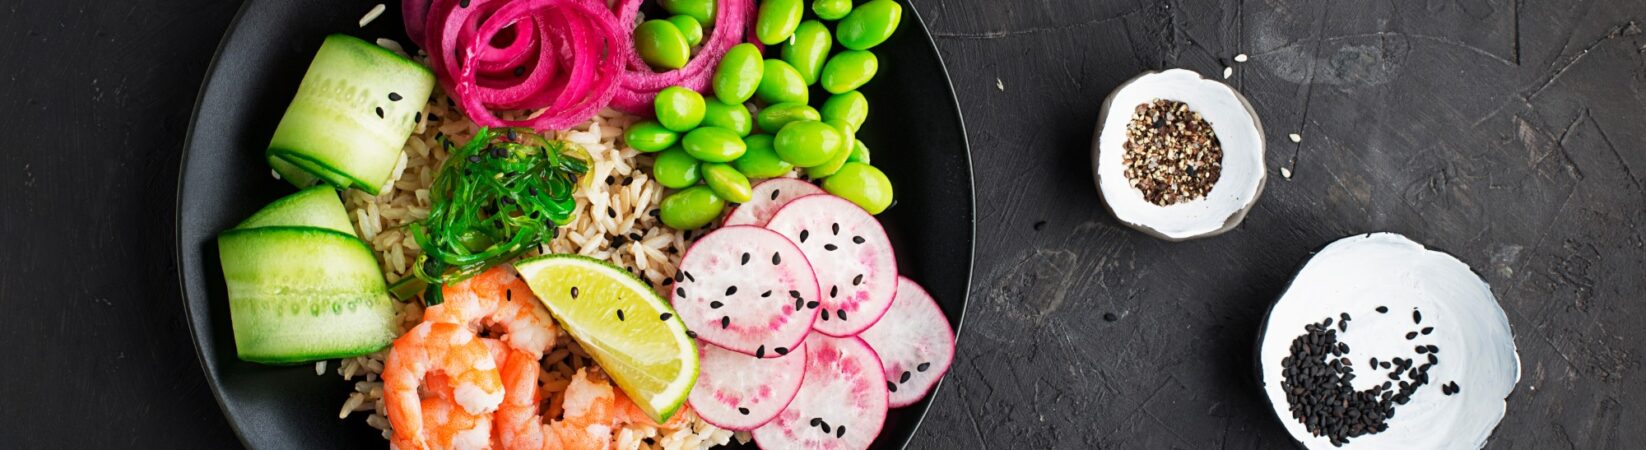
[513,254,698,422]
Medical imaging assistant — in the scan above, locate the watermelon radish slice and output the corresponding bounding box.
[671,226,821,357]
[723,178,825,227]
[765,195,897,337]
[688,342,808,430]
[859,277,955,407]
[752,334,888,450]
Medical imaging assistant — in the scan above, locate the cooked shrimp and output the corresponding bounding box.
[390,397,492,450]
[425,266,558,358]
[385,322,505,450]
[495,350,618,450]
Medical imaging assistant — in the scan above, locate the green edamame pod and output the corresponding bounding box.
[702,163,754,203]
[623,120,679,152]
[821,91,869,132]
[773,120,843,167]
[846,139,870,164]
[755,102,821,133]
[755,0,804,45]
[682,126,748,162]
[653,147,703,189]
[812,0,852,20]
[732,134,794,178]
[805,120,855,178]
[821,50,878,94]
[782,21,832,85]
[655,86,706,132]
[823,162,894,214]
[635,20,691,70]
[667,15,705,48]
[702,100,754,137]
[660,0,716,26]
[713,44,764,105]
[756,59,809,105]
[659,185,726,230]
[836,0,902,50]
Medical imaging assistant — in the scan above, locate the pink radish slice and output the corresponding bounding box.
[670,226,820,357]
[723,178,825,227]
[859,277,955,407]
[688,342,808,430]
[765,195,897,337]
[752,334,887,450]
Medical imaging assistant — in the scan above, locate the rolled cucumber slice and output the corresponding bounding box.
[234,185,353,234]
[217,227,398,364]
[268,34,434,195]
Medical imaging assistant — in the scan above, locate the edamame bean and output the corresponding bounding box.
[659,185,727,229]
[623,120,678,152]
[713,44,764,105]
[755,103,821,133]
[667,15,704,48]
[755,0,803,45]
[756,59,808,105]
[821,50,878,94]
[822,162,894,214]
[812,0,852,20]
[821,91,869,131]
[655,86,705,132]
[702,163,754,203]
[732,134,794,178]
[846,139,870,163]
[836,0,901,50]
[773,120,843,167]
[635,20,691,70]
[682,126,747,162]
[653,146,702,189]
[782,21,832,85]
[702,100,754,136]
[660,0,716,26]
[805,120,855,178]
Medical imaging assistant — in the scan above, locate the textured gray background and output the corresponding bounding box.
[1,0,1640,448]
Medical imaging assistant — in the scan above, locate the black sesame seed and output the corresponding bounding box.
[741,253,750,265]
[414,111,422,123]
[726,286,738,296]
[1421,327,1433,335]
[605,175,616,185]
[684,271,695,282]
[790,290,801,298]
[761,290,773,298]
[852,236,865,244]
[710,301,723,309]
[831,223,840,235]
[755,346,765,358]
[799,230,809,242]
[428,113,441,121]
[570,287,580,299]
[821,310,830,320]
[607,207,617,218]
[837,426,845,438]
[775,347,788,355]
[616,309,625,321]
[829,286,838,298]
[459,0,470,7]
[1405,332,1418,340]
[795,298,804,310]
[1103,312,1118,322]
[513,66,526,77]
[807,301,819,309]
[676,287,686,297]
[674,272,686,283]
[771,189,781,200]
[660,312,673,321]
[852,274,863,286]
[686,330,697,338]
[1415,346,1428,354]
[838,309,847,320]
[824,244,838,251]
[900,371,911,383]
[1376,306,1388,313]
[1427,345,1438,354]
[918,362,931,372]
[388,92,403,101]
[821,423,831,433]
[772,252,782,265]
[810,418,822,427]
[721,316,730,329]
[887,382,898,392]
[375,106,385,118]
[1413,310,1422,324]
[739,407,751,415]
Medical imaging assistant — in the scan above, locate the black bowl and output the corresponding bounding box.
[177,1,973,448]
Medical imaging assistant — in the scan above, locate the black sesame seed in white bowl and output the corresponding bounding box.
[1257,233,1520,449]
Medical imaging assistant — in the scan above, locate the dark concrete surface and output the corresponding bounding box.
[1,0,1640,448]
